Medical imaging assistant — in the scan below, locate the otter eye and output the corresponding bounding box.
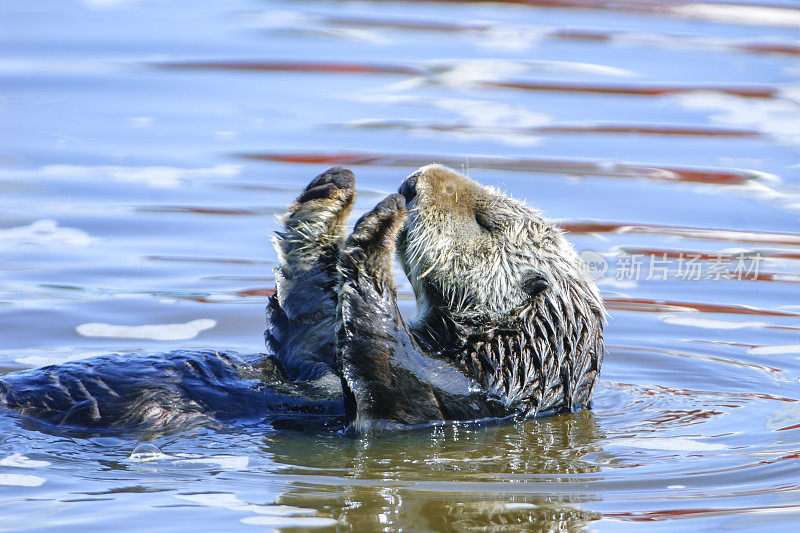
[522,274,549,297]
[475,211,493,232]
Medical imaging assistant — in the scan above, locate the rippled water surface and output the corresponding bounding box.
[2,0,800,531]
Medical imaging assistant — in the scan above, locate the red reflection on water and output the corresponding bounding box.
[323,15,800,57]
[483,80,776,99]
[562,221,800,247]
[647,409,725,426]
[240,152,760,185]
[604,297,800,318]
[413,0,800,21]
[235,288,275,297]
[356,121,760,137]
[137,206,260,216]
[621,382,798,403]
[606,502,800,521]
[534,125,759,137]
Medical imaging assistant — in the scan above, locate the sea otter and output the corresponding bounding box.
[0,166,605,435]
[336,165,605,433]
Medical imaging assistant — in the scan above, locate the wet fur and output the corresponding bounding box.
[400,165,605,416]
[0,166,604,435]
[337,166,604,433]
[0,168,357,432]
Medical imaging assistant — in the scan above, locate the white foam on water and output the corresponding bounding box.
[395,96,550,130]
[749,344,800,355]
[14,350,106,368]
[0,219,98,249]
[175,492,320,517]
[0,164,241,189]
[431,59,632,87]
[353,93,551,146]
[527,60,633,77]
[0,454,51,468]
[128,447,249,470]
[178,455,250,470]
[606,437,727,451]
[240,516,340,527]
[675,4,800,28]
[0,473,46,487]
[76,318,216,341]
[318,27,392,44]
[676,92,800,149]
[505,503,537,510]
[662,315,768,330]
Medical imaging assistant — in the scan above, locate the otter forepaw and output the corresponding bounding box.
[273,166,356,308]
[296,166,355,206]
[346,193,407,255]
[280,167,355,250]
[267,167,357,382]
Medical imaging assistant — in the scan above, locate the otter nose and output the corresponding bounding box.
[399,172,419,203]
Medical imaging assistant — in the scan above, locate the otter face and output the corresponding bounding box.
[397,164,590,322]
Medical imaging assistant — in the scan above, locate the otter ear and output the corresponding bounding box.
[522,273,549,297]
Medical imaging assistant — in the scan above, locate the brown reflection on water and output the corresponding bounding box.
[264,412,604,530]
[348,120,761,138]
[562,221,800,246]
[136,206,267,216]
[154,61,778,101]
[644,408,726,430]
[322,15,800,58]
[483,80,776,99]
[241,152,761,185]
[235,287,275,298]
[406,0,800,25]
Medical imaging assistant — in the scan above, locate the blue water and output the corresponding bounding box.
[2,0,800,531]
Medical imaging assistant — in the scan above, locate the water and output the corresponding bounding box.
[2,0,800,530]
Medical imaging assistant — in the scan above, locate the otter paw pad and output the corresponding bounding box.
[296,167,355,205]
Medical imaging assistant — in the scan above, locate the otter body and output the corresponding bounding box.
[0,166,604,435]
[337,165,604,433]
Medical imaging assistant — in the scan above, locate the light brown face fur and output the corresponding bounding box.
[398,164,603,322]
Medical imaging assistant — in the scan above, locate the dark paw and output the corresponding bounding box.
[348,194,407,251]
[278,167,356,259]
[296,167,355,205]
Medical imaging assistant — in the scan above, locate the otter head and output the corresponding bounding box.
[397,164,597,325]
